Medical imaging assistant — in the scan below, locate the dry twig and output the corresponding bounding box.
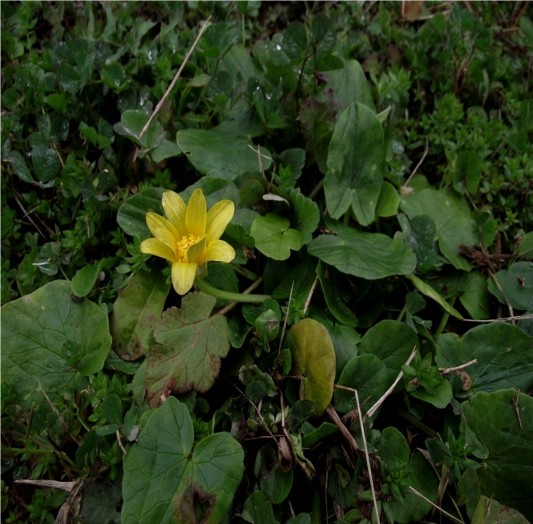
[139,17,211,139]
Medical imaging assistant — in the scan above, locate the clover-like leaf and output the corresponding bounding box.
[289,318,336,415]
[122,397,244,524]
[251,213,302,260]
[1,280,111,409]
[144,292,230,406]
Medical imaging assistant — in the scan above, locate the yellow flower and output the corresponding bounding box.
[140,188,235,295]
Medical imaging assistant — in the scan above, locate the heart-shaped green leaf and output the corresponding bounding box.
[1,280,111,409]
[122,397,244,524]
[289,318,336,415]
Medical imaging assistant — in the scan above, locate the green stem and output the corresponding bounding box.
[195,277,270,303]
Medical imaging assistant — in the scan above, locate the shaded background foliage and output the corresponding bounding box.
[1,2,532,523]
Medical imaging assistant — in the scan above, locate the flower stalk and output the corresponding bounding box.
[194,277,270,303]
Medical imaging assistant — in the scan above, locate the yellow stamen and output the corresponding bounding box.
[176,234,200,261]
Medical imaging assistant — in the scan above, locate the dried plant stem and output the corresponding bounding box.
[139,17,211,139]
[15,479,76,491]
[462,313,533,323]
[355,389,380,524]
[403,137,429,188]
[303,277,319,316]
[439,359,477,374]
[325,405,359,453]
[409,486,464,524]
[366,346,417,418]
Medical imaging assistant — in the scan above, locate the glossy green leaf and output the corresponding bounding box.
[436,323,533,396]
[31,145,61,182]
[255,445,293,504]
[460,390,533,520]
[282,22,308,60]
[144,292,230,406]
[288,188,320,245]
[250,213,302,260]
[117,187,165,237]
[289,318,336,415]
[335,354,389,413]
[317,262,357,327]
[517,232,533,259]
[324,103,384,225]
[242,491,276,524]
[122,397,244,524]
[400,188,478,270]
[359,320,418,383]
[176,128,272,179]
[488,262,533,311]
[113,109,156,146]
[406,274,464,319]
[376,182,400,217]
[111,271,169,361]
[308,221,416,280]
[398,213,443,273]
[71,260,106,298]
[326,60,374,110]
[459,271,491,319]
[1,280,111,409]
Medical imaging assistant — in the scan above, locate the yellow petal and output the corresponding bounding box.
[146,212,179,243]
[140,238,177,262]
[206,200,235,242]
[203,239,236,263]
[186,236,206,264]
[186,189,207,238]
[162,191,187,236]
[171,262,197,295]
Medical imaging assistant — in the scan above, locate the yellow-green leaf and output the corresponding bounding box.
[289,318,336,415]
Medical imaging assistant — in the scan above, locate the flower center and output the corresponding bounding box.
[176,234,200,261]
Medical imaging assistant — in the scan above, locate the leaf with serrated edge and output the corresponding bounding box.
[145,292,229,406]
